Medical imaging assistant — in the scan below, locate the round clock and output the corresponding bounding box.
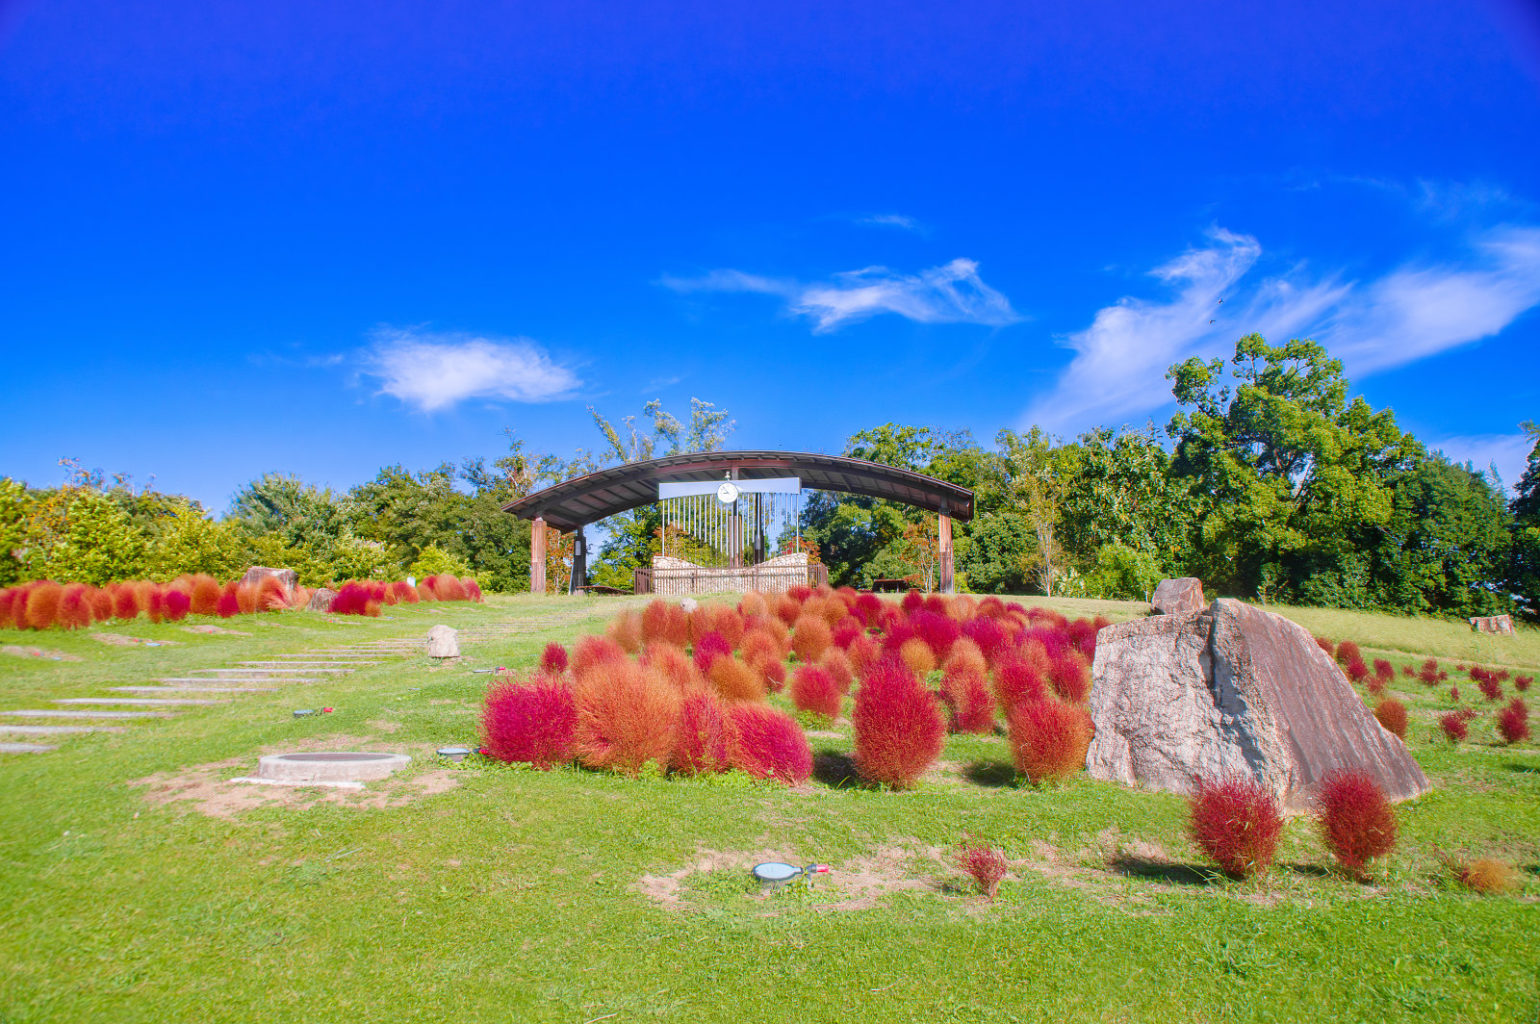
[716,481,740,504]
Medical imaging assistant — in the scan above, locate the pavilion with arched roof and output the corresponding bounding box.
[502,450,974,595]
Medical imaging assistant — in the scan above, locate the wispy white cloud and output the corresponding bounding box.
[361,327,580,412]
[1323,226,1540,373]
[1428,432,1535,492]
[854,213,924,232]
[663,258,1020,333]
[1024,224,1540,435]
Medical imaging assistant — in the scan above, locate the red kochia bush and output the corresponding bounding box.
[540,642,569,675]
[1317,772,1397,876]
[1188,776,1285,879]
[852,658,946,789]
[1516,675,1533,692]
[57,584,95,630]
[791,613,832,663]
[572,662,679,775]
[1496,699,1531,744]
[572,635,627,677]
[215,590,240,618]
[1314,636,1335,658]
[1372,658,1393,680]
[1345,658,1370,684]
[691,631,732,675]
[1373,698,1408,739]
[941,668,996,734]
[1439,711,1469,743]
[162,588,191,622]
[672,689,732,775]
[790,664,842,721]
[1335,640,1361,666]
[329,582,375,616]
[1418,658,1440,686]
[1007,698,1092,783]
[993,654,1047,710]
[188,575,222,616]
[23,582,64,630]
[1047,650,1091,703]
[727,703,812,785]
[480,675,577,768]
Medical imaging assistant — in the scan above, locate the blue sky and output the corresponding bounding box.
[3,0,1539,510]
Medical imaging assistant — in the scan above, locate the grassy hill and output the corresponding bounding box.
[0,595,1534,1023]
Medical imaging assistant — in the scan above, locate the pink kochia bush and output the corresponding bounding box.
[480,674,577,768]
[1316,772,1398,877]
[1187,776,1284,879]
[852,657,946,789]
[789,664,842,722]
[728,703,813,784]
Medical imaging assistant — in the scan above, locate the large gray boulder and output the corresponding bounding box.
[241,566,298,597]
[1469,614,1514,635]
[306,588,338,613]
[1151,577,1205,616]
[1086,598,1430,810]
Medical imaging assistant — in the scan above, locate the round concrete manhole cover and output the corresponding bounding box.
[244,751,411,787]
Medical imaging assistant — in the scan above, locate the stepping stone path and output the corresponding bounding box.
[1,606,607,755]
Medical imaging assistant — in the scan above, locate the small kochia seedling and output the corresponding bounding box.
[956,843,1008,901]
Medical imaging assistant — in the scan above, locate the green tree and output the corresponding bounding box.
[1167,334,1419,603]
[1369,454,1512,616]
[1508,421,1540,614]
[44,491,150,585]
[956,511,1036,593]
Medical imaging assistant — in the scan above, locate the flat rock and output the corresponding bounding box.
[1469,614,1514,635]
[0,724,125,734]
[1086,598,1430,810]
[0,743,56,753]
[1151,577,1206,616]
[426,624,460,659]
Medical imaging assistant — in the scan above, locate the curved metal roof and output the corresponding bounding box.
[502,450,974,532]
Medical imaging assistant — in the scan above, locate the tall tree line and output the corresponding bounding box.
[1,343,1533,617]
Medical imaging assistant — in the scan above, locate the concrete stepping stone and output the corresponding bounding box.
[156,676,320,684]
[110,685,275,693]
[54,697,225,706]
[189,667,354,675]
[0,743,56,753]
[0,724,126,735]
[1,709,171,719]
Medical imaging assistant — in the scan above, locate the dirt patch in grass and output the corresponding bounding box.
[636,842,946,912]
[128,732,459,819]
[182,624,251,636]
[1,644,81,662]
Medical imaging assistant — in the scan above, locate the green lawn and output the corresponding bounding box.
[1,595,1536,1023]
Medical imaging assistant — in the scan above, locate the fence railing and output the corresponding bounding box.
[634,562,828,596]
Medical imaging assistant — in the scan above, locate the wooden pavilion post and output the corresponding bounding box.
[938,513,954,594]
[530,516,547,595]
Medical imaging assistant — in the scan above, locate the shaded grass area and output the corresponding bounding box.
[1,595,1537,1023]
